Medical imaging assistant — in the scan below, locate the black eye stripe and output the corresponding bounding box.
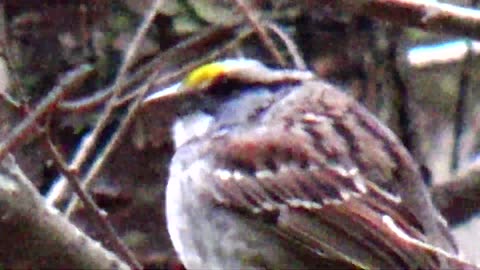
[203,79,302,99]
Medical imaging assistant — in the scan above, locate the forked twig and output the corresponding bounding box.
[265,22,306,70]
[232,0,287,67]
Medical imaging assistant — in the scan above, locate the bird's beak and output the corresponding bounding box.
[143,82,184,104]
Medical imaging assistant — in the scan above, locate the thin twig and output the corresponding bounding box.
[64,1,165,173]
[386,28,416,156]
[0,64,93,162]
[451,40,473,171]
[265,22,306,70]
[451,0,478,170]
[45,134,142,270]
[232,0,287,67]
[385,27,430,184]
[45,131,94,206]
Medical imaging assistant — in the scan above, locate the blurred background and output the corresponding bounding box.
[1,0,480,268]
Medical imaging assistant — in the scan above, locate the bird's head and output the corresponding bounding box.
[143,59,314,147]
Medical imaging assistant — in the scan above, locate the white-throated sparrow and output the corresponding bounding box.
[144,59,471,269]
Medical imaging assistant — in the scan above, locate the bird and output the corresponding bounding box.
[143,58,473,269]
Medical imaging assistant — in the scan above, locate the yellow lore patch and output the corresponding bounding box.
[183,62,229,90]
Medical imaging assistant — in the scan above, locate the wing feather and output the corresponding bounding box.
[190,81,459,269]
[200,124,440,269]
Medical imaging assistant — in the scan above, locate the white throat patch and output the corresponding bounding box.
[173,112,214,148]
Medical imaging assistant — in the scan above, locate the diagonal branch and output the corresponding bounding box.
[44,133,143,270]
[304,0,480,39]
[0,154,130,270]
[232,0,287,66]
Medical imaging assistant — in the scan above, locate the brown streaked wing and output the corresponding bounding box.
[202,124,438,269]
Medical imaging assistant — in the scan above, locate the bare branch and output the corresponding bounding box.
[63,0,165,174]
[0,154,130,270]
[385,27,426,168]
[304,0,480,39]
[451,39,474,171]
